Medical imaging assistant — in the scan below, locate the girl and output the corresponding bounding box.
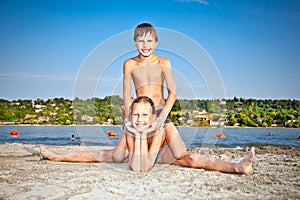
[41,96,255,175]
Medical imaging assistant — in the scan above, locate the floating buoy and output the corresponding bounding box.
[10,129,19,136]
[107,131,117,137]
[216,133,226,138]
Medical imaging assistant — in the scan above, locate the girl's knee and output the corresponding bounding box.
[185,153,200,168]
[174,150,187,160]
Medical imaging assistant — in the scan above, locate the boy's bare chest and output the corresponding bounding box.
[131,66,163,83]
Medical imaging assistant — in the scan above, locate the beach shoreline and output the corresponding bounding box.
[0,143,299,199]
[1,123,300,130]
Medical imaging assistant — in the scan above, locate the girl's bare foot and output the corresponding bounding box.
[40,146,61,161]
[237,147,255,175]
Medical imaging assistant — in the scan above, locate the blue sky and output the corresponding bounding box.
[0,0,299,100]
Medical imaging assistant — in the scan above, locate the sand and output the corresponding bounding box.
[0,144,299,200]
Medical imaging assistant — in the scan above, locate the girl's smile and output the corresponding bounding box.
[131,102,154,132]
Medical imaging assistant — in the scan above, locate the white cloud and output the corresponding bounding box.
[174,0,208,5]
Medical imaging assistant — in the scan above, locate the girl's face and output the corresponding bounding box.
[130,102,154,133]
[135,32,157,57]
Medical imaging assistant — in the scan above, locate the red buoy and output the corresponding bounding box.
[107,131,116,137]
[216,133,226,138]
[10,129,19,136]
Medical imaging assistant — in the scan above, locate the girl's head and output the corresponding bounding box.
[129,96,156,132]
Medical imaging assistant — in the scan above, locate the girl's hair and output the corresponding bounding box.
[134,23,158,42]
[129,96,156,116]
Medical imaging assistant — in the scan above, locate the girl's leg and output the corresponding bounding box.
[164,123,187,159]
[40,146,114,162]
[160,147,255,175]
[40,133,129,163]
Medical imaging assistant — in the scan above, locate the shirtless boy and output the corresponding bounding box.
[123,22,186,161]
[41,96,255,175]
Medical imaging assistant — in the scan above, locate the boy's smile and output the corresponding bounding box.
[135,32,157,57]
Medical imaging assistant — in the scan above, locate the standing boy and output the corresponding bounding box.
[123,23,186,161]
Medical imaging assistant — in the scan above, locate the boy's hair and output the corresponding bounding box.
[129,96,156,117]
[134,23,158,42]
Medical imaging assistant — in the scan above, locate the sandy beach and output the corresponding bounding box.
[0,144,299,200]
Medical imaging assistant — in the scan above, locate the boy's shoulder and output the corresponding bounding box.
[124,55,171,65]
[124,57,135,65]
[124,56,137,64]
[123,57,139,70]
[157,56,171,66]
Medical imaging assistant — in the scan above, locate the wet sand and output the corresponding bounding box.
[0,144,299,199]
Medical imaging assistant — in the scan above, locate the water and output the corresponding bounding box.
[0,126,299,148]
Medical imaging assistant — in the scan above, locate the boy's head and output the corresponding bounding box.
[134,23,158,42]
[129,96,156,132]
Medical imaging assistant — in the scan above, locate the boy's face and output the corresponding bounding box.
[131,102,154,133]
[135,32,157,57]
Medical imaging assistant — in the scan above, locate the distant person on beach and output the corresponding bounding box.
[40,96,255,175]
[71,134,75,141]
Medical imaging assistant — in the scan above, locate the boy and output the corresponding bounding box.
[121,23,254,174]
[123,23,186,161]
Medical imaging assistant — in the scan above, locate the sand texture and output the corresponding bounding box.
[0,144,299,200]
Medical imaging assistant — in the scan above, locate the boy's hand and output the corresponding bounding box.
[154,117,165,130]
[123,118,128,131]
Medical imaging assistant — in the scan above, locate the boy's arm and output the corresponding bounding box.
[158,59,177,122]
[123,60,133,119]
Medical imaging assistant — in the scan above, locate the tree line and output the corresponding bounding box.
[0,96,299,128]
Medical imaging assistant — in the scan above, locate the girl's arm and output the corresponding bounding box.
[140,129,164,172]
[126,131,141,172]
[125,122,164,172]
[112,133,128,163]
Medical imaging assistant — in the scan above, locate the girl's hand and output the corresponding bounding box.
[124,120,138,135]
[141,121,158,138]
